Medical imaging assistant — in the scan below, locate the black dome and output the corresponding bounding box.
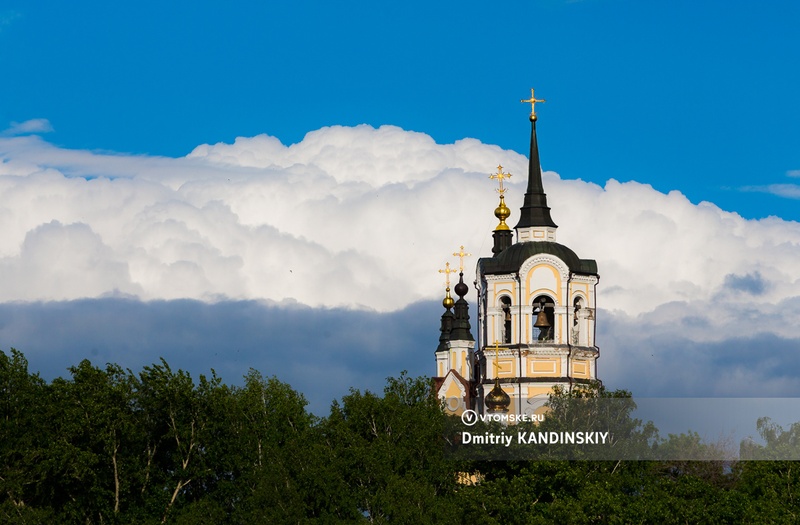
[480,241,598,276]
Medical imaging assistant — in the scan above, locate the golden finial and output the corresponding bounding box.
[494,198,511,231]
[453,245,471,273]
[438,262,457,309]
[520,88,545,121]
[489,165,511,195]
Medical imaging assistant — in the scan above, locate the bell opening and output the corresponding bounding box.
[532,295,554,342]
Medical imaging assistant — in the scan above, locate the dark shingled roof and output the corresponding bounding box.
[480,241,598,276]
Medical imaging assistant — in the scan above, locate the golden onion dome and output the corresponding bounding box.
[494,195,511,231]
[485,378,510,413]
[442,288,455,309]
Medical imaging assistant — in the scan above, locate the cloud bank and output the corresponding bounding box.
[0,298,440,415]
[1,124,800,408]
[0,127,520,310]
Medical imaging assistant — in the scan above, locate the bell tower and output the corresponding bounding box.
[471,90,600,417]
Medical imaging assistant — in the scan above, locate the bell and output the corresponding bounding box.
[534,309,550,329]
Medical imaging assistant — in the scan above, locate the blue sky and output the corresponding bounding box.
[3,0,799,219]
[1,1,800,416]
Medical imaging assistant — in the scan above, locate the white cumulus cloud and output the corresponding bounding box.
[1,124,799,322]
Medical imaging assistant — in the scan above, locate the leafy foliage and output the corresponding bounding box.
[3,348,800,523]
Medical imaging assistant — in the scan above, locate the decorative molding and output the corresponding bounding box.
[520,255,570,282]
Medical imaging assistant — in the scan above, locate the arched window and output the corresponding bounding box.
[500,296,512,344]
[532,295,554,342]
[572,297,584,345]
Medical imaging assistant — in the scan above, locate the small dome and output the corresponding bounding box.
[485,378,510,413]
[454,280,468,298]
[494,195,511,231]
[442,289,455,309]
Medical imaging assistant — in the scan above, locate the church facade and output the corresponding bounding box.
[434,91,600,417]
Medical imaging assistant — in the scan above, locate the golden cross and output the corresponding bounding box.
[521,88,545,117]
[438,261,457,288]
[491,340,506,374]
[453,245,471,273]
[489,165,512,195]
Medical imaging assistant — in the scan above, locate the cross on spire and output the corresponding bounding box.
[453,245,472,273]
[438,261,456,288]
[489,165,512,195]
[520,88,545,119]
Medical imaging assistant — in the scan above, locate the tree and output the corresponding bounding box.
[0,349,54,523]
[321,372,465,524]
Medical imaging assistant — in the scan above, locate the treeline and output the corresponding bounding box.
[2,348,800,524]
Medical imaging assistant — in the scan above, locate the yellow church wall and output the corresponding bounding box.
[492,281,516,302]
[494,358,516,378]
[442,379,466,415]
[529,287,560,304]
[526,264,561,304]
[572,359,589,378]
[447,350,468,379]
[444,380,464,400]
[570,281,588,293]
[529,358,560,376]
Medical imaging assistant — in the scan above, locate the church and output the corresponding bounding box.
[433,90,600,417]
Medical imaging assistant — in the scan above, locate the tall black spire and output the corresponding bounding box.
[436,262,457,353]
[436,305,454,353]
[436,282,455,353]
[448,272,474,342]
[449,247,474,342]
[515,90,557,230]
